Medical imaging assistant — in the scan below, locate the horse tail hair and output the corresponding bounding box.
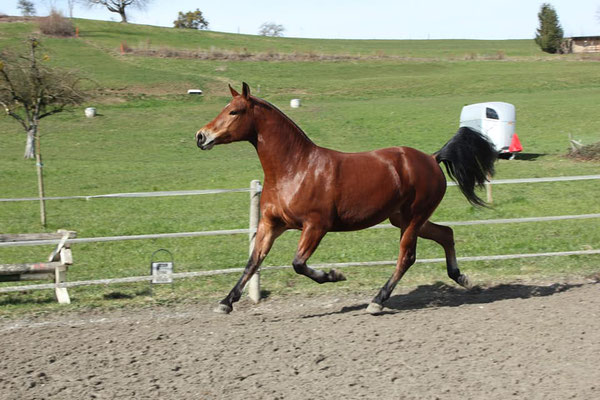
[434,127,497,207]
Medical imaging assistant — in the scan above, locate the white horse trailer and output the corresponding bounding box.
[459,102,520,154]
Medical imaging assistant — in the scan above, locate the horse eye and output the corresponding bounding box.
[229,110,239,116]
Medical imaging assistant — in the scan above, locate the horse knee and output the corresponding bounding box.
[403,249,416,266]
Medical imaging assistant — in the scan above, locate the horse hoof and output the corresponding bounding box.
[329,269,347,282]
[366,302,383,315]
[457,274,473,290]
[213,303,232,314]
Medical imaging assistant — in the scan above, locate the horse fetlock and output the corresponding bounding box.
[366,302,384,315]
[213,303,233,314]
[328,269,347,282]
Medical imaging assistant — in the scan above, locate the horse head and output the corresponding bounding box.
[196,82,256,150]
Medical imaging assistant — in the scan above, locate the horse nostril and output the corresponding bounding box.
[196,132,205,147]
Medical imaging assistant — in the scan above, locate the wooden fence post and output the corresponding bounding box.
[485,174,493,204]
[247,180,262,303]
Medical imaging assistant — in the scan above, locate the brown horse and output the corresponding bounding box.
[196,83,496,314]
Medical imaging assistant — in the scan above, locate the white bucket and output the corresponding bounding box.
[85,107,96,118]
[290,99,301,108]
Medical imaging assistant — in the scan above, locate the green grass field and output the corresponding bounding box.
[1,20,599,315]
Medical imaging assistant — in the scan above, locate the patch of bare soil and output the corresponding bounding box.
[567,142,600,161]
[1,278,599,399]
[127,47,373,62]
[124,47,518,63]
[0,16,35,23]
[90,84,198,104]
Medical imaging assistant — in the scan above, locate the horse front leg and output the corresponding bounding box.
[214,220,284,314]
[291,224,347,284]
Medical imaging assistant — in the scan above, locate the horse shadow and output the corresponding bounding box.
[381,281,584,312]
[304,280,592,318]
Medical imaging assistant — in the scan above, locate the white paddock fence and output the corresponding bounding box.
[1,175,599,203]
[1,175,599,300]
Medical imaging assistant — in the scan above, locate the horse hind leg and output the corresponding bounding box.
[367,221,419,314]
[292,224,347,284]
[418,221,473,289]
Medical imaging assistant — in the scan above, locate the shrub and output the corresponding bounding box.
[173,9,209,30]
[38,9,75,37]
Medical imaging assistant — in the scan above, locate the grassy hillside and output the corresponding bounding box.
[1,20,599,314]
[0,18,542,57]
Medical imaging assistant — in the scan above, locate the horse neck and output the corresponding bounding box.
[252,102,317,180]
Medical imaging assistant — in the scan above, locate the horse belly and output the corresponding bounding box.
[332,195,401,231]
[331,164,404,231]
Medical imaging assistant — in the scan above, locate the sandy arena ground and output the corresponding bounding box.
[1,277,599,399]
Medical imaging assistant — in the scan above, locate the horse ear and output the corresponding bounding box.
[242,82,251,99]
[229,84,240,97]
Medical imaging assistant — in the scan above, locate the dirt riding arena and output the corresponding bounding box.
[1,277,599,399]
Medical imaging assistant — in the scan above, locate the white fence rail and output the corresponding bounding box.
[1,249,599,294]
[1,176,600,299]
[2,213,600,248]
[1,175,599,202]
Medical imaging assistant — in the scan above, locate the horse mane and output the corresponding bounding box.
[251,96,315,144]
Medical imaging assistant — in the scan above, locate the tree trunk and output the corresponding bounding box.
[67,0,74,18]
[34,126,46,227]
[24,128,35,159]
[119,10,128,23]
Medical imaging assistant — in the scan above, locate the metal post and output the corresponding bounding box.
[247,180,262,303]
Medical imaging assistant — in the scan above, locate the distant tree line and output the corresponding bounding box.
[15,2,576,50]
[15,1,289,38]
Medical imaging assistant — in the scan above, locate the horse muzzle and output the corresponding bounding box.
[196,130,215,150]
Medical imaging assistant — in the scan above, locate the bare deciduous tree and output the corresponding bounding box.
[17,0,36,16]
[67,0,76,18]
[81,0,151,23]
[0,38,87,225]
[258,22,285,37]
[42,0,76,18]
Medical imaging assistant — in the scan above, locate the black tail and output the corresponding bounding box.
[435,127,497,207]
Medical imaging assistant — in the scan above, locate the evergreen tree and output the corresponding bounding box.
[535,3,564,54]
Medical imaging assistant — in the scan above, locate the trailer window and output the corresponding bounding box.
[486,107,499,120]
